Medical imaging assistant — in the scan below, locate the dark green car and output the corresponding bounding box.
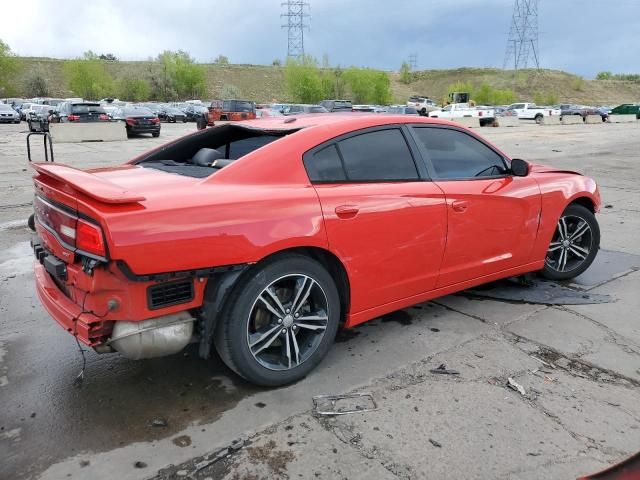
[610,104,640,118]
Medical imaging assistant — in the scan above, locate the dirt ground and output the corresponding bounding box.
[1,120,639,480]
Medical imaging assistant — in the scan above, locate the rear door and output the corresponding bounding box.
[409,125,541,288]
[305,126,447,315]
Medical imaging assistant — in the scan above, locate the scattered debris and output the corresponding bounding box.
[507,377,527,397]
[429,438,442,448]
[429,364,460,375]
[134,461,147,469]
[79,460,90,467]
[312,393,377,416]
[190,439,246,475]
[172,435,192,447]
[150,418,168,428]
[531,355,556,369]
[464,277,611,305]
[430,328,440,332]
[551,149,562,152]
[255,402,267,408]
[604,204,613,209]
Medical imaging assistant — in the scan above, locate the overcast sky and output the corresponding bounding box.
[3,0,639,77]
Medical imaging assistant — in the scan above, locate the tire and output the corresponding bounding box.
[535,114,543,124]
[152,132,160,137]
[540,204,600,281]
[214,254,340,387]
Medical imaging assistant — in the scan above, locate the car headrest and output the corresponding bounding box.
[191,148,224,167]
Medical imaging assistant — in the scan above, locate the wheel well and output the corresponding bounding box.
[570,196,595,213]
[258,247,351,321]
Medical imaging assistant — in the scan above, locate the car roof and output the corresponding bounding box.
[234,112,459,131]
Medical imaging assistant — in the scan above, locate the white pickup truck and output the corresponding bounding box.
[506,103,561,124]
[428,103,495,126]
[406,96,440,115]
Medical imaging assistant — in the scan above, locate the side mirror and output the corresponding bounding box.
[510,158,529,177]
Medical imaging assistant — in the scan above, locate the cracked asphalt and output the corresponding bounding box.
[1,120,639,480]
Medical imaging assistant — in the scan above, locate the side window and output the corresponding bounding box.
[304,144,346,182]
[413,127,506,180]
[337,129,419,181]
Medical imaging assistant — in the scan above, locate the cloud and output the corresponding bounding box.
[2,0,639,77]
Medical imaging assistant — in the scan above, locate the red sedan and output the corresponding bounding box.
[30,115,601,386]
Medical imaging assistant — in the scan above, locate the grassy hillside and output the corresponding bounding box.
[13,57,640,105]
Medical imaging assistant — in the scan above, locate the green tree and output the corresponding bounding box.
[399,61,411,84]
[214,54,229,65]
[342,68,392,104]
[117,74,150,101]
[0,39,20,96]
[284,56,324,103]
[63,54,114,99]
[595,71,612,80]
[150,50,206,100]
[23,67,51,97]
[272,59,282,67]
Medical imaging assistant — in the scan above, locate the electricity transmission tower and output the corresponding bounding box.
[503,0,540,70]
[281,1,310,60]
[408,53,418,71]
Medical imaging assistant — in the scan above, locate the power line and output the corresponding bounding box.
[503,0,540,70]
[281,0,310,60]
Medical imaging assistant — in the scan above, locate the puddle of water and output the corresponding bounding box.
[569,249,640,289]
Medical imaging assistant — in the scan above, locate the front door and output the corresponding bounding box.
[409,125,541,288]
[303,127,448,314]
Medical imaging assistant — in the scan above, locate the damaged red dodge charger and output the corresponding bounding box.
[30,115,600,386]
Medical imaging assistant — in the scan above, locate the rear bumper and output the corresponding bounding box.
[128,125,161,134]
[34,262,107,346]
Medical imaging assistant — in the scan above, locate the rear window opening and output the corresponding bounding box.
[135,124,298,178]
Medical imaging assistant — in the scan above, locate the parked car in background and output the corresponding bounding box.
[559,104,607,122]
[52,102,110,123]
[20,103,36,121]
[320,99,353,112]
[0,103,21,123]
[140,103,163,117]
[352,105,376,112]
[159,106,187,123]
[610,103,640,119]
[185,104,211,122]
[255,108,284,118]
[385,105,419,115]
[429,103,496,126]
[506,103,561,124]
[29,114,601,387]
[112,107,161,137]
[283,104,328,115]
[407,96,439,115]
[207,100,256,124]
[27,105,52,131]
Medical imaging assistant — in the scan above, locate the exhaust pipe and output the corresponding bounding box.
[108,312,195,360]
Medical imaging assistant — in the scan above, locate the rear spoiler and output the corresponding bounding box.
[31,163,146,204]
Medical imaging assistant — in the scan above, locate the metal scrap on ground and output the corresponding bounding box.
[429,363,460,375]
[312,393,377,416]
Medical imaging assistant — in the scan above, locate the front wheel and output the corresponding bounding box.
[214,254,340,387]
[541,204,600,280]
[152,132,160,137]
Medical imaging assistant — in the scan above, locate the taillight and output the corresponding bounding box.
[151,117,160,124]
[68,114,80,122]
[99,114,109,121]
[126,118,138,126]
[478,111,483,117]
[76,219,106,257]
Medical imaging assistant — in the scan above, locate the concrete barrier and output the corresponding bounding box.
[561,115,584,125]
[495,116,520,127]
[452,117,480,128]
[585,115,603,124]
[540,115,561,125]
[49,122,128,143]
[608,114,637,123]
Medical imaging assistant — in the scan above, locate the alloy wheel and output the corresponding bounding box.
[545,214,593,273]
[246,274,329,371]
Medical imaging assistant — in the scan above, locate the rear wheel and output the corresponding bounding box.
[214,254,340,387]
[541,204,600,280]
[535,114,543,124]
[152,132,160,137]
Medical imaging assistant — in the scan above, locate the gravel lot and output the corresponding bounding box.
[1,120,639,480]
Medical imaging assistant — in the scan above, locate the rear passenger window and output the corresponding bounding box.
[304,144,346,182]
[338,129,418,181]
[413,127,506,179]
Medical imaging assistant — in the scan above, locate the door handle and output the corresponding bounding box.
[335,205,359,218]
[451,201,468,213]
